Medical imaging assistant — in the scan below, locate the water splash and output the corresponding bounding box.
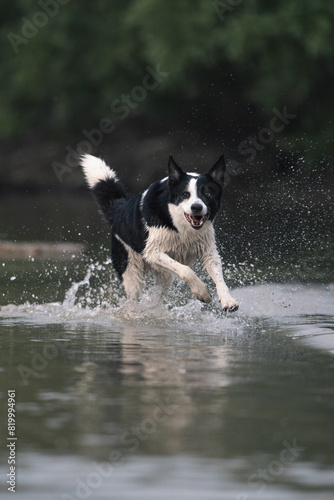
[1,256,334,347]
[63,266,93,308]
[0,256,246,333]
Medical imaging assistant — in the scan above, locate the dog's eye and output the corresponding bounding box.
[204,189,213,198]
[203,184,218,198]
[182,191,190,199]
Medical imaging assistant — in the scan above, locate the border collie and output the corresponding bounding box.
[80,154,238,312]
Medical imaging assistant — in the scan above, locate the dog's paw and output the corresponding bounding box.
[220,296,239,313]
[192,282,211,303]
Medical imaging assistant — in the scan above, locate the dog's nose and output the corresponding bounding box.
[191,203,204,214]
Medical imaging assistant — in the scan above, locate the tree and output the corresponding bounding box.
[1,0,334,165]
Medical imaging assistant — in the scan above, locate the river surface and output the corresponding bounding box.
[0,191,334,499]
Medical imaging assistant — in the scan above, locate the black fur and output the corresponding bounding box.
[141,179,176,230]
[92,178,128,225]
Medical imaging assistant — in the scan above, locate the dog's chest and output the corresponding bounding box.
[144,225,213,265]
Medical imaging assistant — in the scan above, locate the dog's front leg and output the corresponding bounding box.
[145,252,211,303]
[202,248,239,312]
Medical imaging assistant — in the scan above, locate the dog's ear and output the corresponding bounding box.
[207,155,225,188]
[168,155,184,184]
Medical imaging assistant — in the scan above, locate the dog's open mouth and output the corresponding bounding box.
[184,213,207,229]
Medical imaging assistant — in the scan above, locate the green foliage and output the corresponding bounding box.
[1,0,334,161]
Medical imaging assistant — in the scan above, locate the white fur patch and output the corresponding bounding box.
[168,178,208,231]
[115,234,144,299]
[182,178,207,216]
[80,154,118,189]
[143,224,215,303]
[143,224,213,266]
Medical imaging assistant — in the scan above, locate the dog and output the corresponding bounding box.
[80,154,239,312]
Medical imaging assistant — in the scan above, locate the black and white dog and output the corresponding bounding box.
[80,154,238,312]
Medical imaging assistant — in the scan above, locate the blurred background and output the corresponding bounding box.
[1,0,334,189]
[0,0,333,274]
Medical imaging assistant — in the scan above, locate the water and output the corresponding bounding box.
[1,192,334,499]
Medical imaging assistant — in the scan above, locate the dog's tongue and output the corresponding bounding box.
[184,212,206,228]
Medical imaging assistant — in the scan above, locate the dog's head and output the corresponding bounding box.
[167,155,225,231]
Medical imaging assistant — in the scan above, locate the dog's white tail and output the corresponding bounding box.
[80,154,118,189]
[80,154,128,226]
